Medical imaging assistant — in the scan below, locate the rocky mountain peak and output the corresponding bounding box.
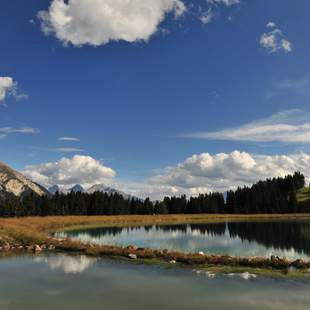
[0,161,48,197]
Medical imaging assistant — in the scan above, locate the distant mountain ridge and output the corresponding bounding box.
[48,185,61,195]
[48,184,85,195]
[0,161,48,198]
[48,183,133,200]
[87,184,131,199]
[70,184,85,193]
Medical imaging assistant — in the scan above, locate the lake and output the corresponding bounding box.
[0,253,310,310]
[58,220,310,260]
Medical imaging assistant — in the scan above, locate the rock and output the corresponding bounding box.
[48,244,55,250]
[198,251,204,256]
[240,272,257,280]
[288,266,296,272]
[34,245,42,253]
[128,254,137,260]
[3,242,10,251]
[126,245,137,251]
[291,259,302,267]
[205,272,216,278]
[169,260,176,264]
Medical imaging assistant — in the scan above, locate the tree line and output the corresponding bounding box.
[0,172,308,217]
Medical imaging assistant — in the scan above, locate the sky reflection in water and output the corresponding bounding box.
[0,254,310,310]
[59,221,310,260]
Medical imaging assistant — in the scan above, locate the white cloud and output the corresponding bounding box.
[207,0,240,6]
[200,0,240,25]
[281,39,292,52]
[142,150,310,199]
[260,22,292,53]
[0,76,28,103]
[0,127,39,139]
[266,21,276,28]
[38,0,186,47]
[20,150,310,200]
[23,155,117,188]
[200,8,214,25]
[183,110,310,143]
[58,136,80,141]
[0,77,16,102]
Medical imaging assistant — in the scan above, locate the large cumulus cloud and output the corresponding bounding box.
[142,151,310,199]
[23,155,116,188]
[38,0,186,46]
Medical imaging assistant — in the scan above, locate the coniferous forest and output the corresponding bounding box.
[0,172,308,217]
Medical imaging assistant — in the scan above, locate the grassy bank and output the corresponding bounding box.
[1,214,310,276]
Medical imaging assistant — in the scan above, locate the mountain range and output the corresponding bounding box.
[48,183,132,199]
[0,160,133,200]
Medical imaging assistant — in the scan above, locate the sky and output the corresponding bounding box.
[1,0,310,199]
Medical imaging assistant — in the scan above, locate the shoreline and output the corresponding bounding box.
[1,214,310,277]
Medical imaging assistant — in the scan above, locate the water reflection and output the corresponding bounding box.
[35,254,96,274]
[59,220,310,260]
[0,254,310,310]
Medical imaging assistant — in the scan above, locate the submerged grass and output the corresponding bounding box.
[1,214,310,276]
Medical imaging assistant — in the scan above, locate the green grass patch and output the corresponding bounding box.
[297,187,310,203]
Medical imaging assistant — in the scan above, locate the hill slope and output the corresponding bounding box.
[297,187,310,210]
[0,161,48,198]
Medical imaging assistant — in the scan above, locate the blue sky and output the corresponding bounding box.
[1,0,310,198]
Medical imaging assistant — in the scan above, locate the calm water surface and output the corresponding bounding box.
[0,253,310,310]
[59,220,310,260]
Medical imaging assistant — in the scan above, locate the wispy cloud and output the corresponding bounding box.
[200,0,240,25]
[260,22,292,53]
[0,127,39,139]
[58,137,80,141]
[54,148,84,153]
[200,8,214,24]
[183,110,310,143]
[266,76,310,101]
[276,76,310,96]
[207,0,240,6]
